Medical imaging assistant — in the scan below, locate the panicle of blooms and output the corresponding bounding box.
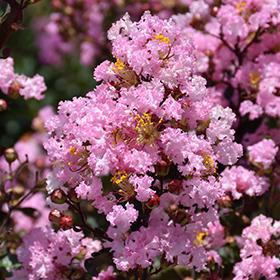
[220,166,269,199]
[172,0,280,126]
[233,215,280,280]
[44,12,243,272]
[105,184,223,271]
[10,227,102,280]
[35,0,193,66]
[0,57,46,100]
[239,100,263,120]
[247,138,279,169]
[34,0,107,66]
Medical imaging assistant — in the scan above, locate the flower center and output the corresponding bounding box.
[154,33,171,44]
[235,1,247,13]
[111,170,129,185]
[113,58,126,73]
[195,231,208,246]
[249,71,261,88]
[202,154,216,174]
[135,112,161,145]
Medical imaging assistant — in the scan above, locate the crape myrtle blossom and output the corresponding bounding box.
[220,166,269,199]
[34,0,191,66]
[171,0,280,125]
[3,1,280,279]
[247,138,279,170]
[233,215,280,280]
[43,12,242,272]
[9,227,102,280]
[0,57,46,100]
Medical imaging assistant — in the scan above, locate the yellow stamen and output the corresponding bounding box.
[154,33,171,44]
[135,113,161,145]
[113,58,125,73]
[111,171,129,185]
[235,1,247,13]
[202,154,216,173]
[69,146,77,155]
[195,231,208,246]
[135,112,154,129]
[249,71,261,88]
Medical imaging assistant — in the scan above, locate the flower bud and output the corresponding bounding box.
[147,194,160,209]
[155,159,170,177]
[166,204,191,226]
[59,214,73,230]
[52,0,62,9]
[49,209,62,225]
[51,189,67,204]
[0,99,7,112]
[4,148,18,164]
[8,81,21,98]
[168,179,183,194]
[217,195,232,208]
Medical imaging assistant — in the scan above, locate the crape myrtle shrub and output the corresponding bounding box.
[0,0,280,280]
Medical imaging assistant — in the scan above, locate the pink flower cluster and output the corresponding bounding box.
[34,0,107,66]
[233,215,280,280]
[9,227,101,280]
[6,1,280,278]
[42,12,242,272]
[0,57,46,100]
[35,0,191,66]
[248,138,279,169]
[172,0,280,123]
[220,166,269,199]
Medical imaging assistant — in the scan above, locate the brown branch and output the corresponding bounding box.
[66,200,112,242]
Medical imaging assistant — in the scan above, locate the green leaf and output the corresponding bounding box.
[0,255,21,273]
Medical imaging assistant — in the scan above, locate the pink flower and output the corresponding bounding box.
[220,166,269,199]
[248,139,279,169]
[129,175,155,202]
[0,57,15,93]
[11,227,100,280]
[92,266,116,280]
[233,215,280,280]
[240,100,263,120]
[0,57,46,100]
[106,203,138,232]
